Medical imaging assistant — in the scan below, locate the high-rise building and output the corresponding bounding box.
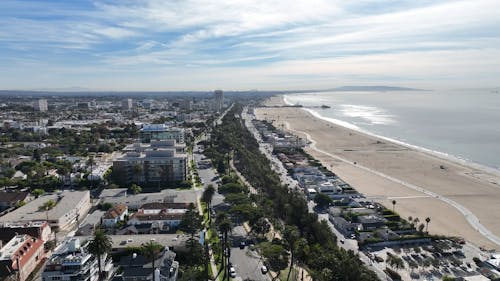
[122,98,133,110]
[214,90,223,113]
[33,99,48,112]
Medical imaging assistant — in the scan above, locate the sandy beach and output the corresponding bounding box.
[255,96,500,250]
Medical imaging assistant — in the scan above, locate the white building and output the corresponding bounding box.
[33,99,48,112]
[0,191,92,232]
[42,238,113,281]
[140,124,185,143]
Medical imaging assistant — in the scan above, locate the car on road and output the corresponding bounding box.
[261,265,268,274]
[239,241,245,249]
[229,266,236,278]
[340,239,345,244]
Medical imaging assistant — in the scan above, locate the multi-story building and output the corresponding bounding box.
[0,235,45,281]
[122,98,133,110]
[42,238,113,281]
[0,191,92,232]
[113,149,188,186]
[214,90,223,113]
[33,99,48,112]
[124,140,186,154]
[0,221,51,244]
[139,124,185,144]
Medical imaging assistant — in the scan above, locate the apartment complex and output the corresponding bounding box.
[0,191,92,231]
[0,235,45,281]
[139,124,185,143]
[113,149,188,186]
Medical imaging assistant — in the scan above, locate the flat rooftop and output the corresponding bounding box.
[0,190,89,223]
[101,189,197,208]
[0,235,28,260]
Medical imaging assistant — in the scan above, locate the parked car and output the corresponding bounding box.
[261,266,268,274]
[229,267,236,278]
[239,241,246,249]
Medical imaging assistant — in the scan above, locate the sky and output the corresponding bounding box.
[0,0,499,91]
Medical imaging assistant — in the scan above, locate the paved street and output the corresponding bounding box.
[229,225,271,281]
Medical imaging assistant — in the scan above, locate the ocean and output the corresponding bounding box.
[284,90,500,171]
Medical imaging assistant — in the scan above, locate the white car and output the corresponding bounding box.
[261,265,268,274]
[229,267,236,278]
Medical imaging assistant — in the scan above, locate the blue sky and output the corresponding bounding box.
[1,0,499,91]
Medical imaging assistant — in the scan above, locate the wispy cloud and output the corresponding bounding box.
[0,0,499,90]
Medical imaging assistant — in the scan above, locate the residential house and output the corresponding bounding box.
[103,204,128,227]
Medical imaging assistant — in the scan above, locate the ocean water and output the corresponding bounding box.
[284,90,500,170]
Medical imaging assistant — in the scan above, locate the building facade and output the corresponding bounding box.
[42,238,113,281]
[0,235,45,281]
[113,149,188,186]
[33,99,48,112]
[0,221,51,244]
[139,124,185,144]
[122,98,133,110]
[214,90,223,113]
[0,191,92,232]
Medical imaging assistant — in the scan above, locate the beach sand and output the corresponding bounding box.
[255,96,500,250]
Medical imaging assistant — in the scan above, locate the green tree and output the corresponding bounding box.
[314,193,333,210]
[260,242,289,280]
[32,188,45,198]
[130,184,142,195]
[179,203,202,239]
[141,241,163,281]
[40,199,56,221]
[201,184,215,224]
[87,229,113,280]
[251,217,270,239]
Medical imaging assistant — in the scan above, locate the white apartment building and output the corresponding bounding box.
[0,191,92,232]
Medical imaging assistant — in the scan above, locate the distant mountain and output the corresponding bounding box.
[326,86,426,92]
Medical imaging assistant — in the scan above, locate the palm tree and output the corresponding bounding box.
[284,225,300,281]
[87,229,112,280]
[425,217,431,233]
[142,241,163,281]
[392,200,397,212]
[217,218,232,281]
[201,184,215,224]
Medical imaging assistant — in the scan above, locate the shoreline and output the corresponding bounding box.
[283,94,500,179]
[256,95,500,250]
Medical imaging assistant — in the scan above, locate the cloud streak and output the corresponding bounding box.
[0,0,499,90]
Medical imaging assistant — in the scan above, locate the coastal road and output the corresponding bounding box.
[230,225,271,281]
[283,121,500,248]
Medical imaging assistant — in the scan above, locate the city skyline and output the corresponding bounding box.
[1,0,499,91]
